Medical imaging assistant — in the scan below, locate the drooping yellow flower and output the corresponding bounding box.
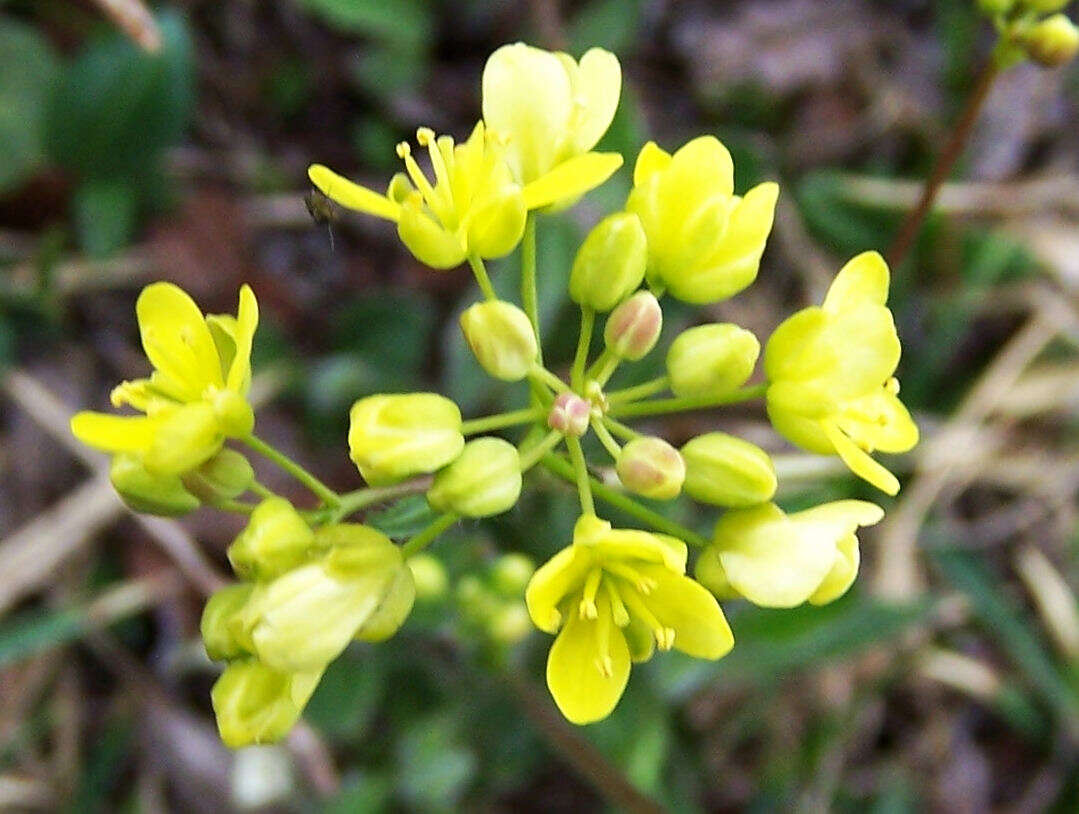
[71,283,258,476]
[764,251,918,495]
[481,43,624,210]
[696,500,883,608]
[309,122,526,269]
[626,137,779,304]
[526,515,733,724]
[211,658,323,749]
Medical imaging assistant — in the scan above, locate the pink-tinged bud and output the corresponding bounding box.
[547,393,591,437]
[616,437,685,500]
[603,291,663,361]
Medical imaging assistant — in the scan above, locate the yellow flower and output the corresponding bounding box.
[481,43,624,209]
[696,500,883,608]
[764,251,918,495]
[626,137,779,304]
[71,283,258,476]
[211,658,323,748]
[526,515,733,724]
[309,121,526,269]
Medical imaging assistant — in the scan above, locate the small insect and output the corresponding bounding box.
[305,190,340,251]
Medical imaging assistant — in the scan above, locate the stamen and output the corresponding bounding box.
[579,568,601,619]
[604,579,630,627]
[594,607,613,678]
[617,581,672,649]
[397,140,440,214]
[604,562,658,595]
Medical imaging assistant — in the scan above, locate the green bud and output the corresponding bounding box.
[616,437,686,500]
[349,393,465,485]
[228,497,315,581]
[1023,14,1079,67]
[110,453,200,516]
[569,212,648,311]
[547,392,591,437]
[427,437,522,517]
[408,554,448,600]
[488,603,532,645]
[201,583,255,661]
[211,659,323,749]
[681,432,777,507]
[183,448,254,503]
[603,291,663,361]
[355,564,415,642]
[694,547,742,601]
[666,323,760,399]
[490,553,535,597]
[459,300,538,381]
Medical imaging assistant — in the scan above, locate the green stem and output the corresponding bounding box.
[518,429,564,471]
[211,498,256,515]
[565,436,595,516]
[521,214,541,363]
[402,512,459,558]
[329,479,432,524]
[572,307,594,392]
[591,418,623,461]
[249,480,276,500]
[467,255,497,301]
[460,407,544,436]
[606,376,669,405]
[601,416,640,442]
[540,454,710,547]
[585,348,620,388]
[609,383,767,419]
[241,435,340,507]
[531,365,570,395]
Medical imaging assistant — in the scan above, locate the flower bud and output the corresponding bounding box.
[228,498,315,581]
[459,300,538,382]
[349,393,465,485]
[355,564,415,642]
[1023,14,1079,67]
[666,323,759,399]
[615,437,686,500]
[201,583,255,661]
[409,554,448,600]
[183,449,254,503]
[569,212,647,311]
[491,553,535,597]
[603,291,662,361]
[547,392,591,437]
[109,453,200,516]
[427,437,522,517]
[681,432,777,507]
[211,659,323,748]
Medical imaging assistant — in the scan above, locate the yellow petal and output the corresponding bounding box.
[594,529,687,574]
[521,152,623,210]
[763,307,831,383]
[308,164,400,221]
[809,533,860,605]
[396,202,467,269]
[565,47,622,154]
[227,284,259,394]
[823,421,901,496]
[666,136,734,201]
[546,594,630,724]
[71,411,157,453]
[714,503,838,608]
[143,403,223,476]
[838,387,919,454]
[466,184,527,259]
[823,251,890,313]
[633,141,671,186]
[824,306,902,399]
[639,565,734,660]
[666,182,778,304]
[136,282,223,400]
[525,545,592,633]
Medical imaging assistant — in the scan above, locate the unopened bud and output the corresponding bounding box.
[228,497,315,581]
[408,554,448,600]
[569,212,648,311]
[110,453,200,516]
[491,553,535,597]
[616,437,686,500]
[183,448,254,503]
[459,300,538,381]
[349,393,464,485]
[666,323,759,399]
[604,291,662,361]
[427,436,522,517]
[547,392,591,437]
[681,432,777,507]
[201,583,255,661]
[211,659,323,748]
[1024,14,1079,67]
[355,564,415,642]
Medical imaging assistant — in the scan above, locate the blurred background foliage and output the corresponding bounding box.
[2,0,1079,811]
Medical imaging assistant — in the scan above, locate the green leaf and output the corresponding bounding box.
[0,606,84,670]
[74,178,138,257]
[0,18,60,193]
[367,495,437,539]
[45,10,194,180]
[298,0,433,49]
[304,648,386,738]
[396,712,476,812]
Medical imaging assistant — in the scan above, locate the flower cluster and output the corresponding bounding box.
[979,0,1079,68]
[73,42,918,743]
